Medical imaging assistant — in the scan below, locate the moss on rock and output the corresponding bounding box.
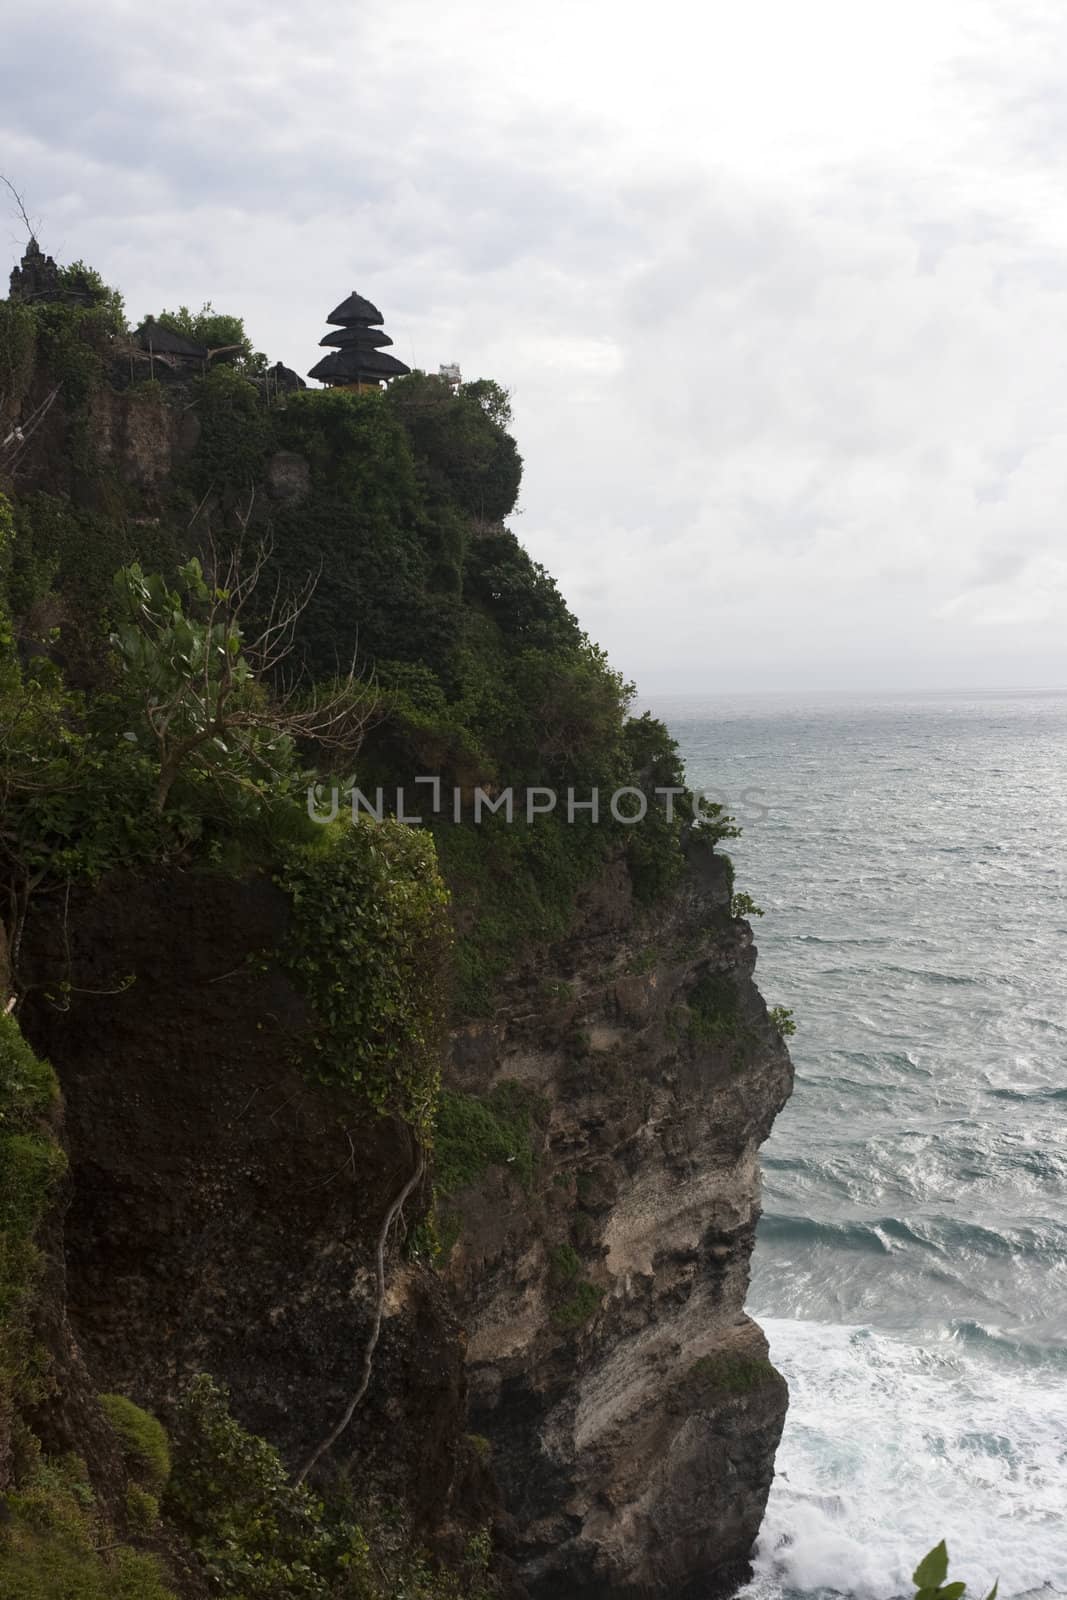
[97,1393,171,1491]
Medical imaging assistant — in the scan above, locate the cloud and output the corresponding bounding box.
[3,0,1067,689]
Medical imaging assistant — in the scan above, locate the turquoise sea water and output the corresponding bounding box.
[657,690,1067,1600]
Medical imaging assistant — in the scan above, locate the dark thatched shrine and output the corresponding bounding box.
[307,289,410,390]
[133,317,209,364]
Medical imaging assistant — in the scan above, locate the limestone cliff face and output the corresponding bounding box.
[19,840,791,1599]
[446,840,793,1598]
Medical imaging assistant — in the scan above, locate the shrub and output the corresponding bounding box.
[278,387,419,512]
[0,1016,65,1424]
[548,1244,582,1286]
[29,296,119,474]
[109,555,296,814]
[164,1377,496,1599]
[687,972,741,1045]
[8,491,130,618]
[277,820,450,1135]
[768,1005,796,1038]
[730,892,763,919]
[687,1352,776,1399]
[551,1280,602,1332]
[59,261,127,333]
[165,1374,366,1600]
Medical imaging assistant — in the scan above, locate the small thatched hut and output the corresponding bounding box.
[133,318,209,365]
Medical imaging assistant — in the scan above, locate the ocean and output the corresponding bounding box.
[656,690,1067,1600]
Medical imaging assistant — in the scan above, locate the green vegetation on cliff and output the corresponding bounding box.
[687,1351,779,1399]
[0,1014,65,1437]
[0,1450,177,1600]
[277,820,450,1135]
[0,1016,177,1598]
[1,273,692,1045]
[0,259,740,1600]
[166,1374,496,1600]
[434,1080,545,1195]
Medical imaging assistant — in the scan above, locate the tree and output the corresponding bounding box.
[59,260,126,333]
[461,377,513,428]
[110,536,375,814]
[386,371,523,520]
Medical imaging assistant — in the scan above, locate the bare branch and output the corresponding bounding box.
[0,174,37,242]
[185,484,214,533]
[1,387,61,476]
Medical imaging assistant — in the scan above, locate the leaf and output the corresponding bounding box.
[914,1543,950,1591]
[982,1585,999,1600]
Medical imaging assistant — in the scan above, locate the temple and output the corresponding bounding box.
[307,290,411,390]
[9,238,93,305]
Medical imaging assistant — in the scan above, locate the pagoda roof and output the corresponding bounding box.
[319,326,394,349]
[326,290,384,327]
[135,318,208,359]
[308,347,412,383]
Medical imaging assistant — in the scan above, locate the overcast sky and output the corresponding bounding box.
[4,0,1067,692]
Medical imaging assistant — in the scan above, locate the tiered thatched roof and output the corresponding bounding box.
[318,327,393,349]
[326,291,383,326]
[308,347,411,383]
[308,288,410,388]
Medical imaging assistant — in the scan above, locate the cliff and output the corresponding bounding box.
[0,264,793,1598]
[446,845,791,1598]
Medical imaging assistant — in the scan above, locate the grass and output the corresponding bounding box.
[433,1080,545,1196]
[0,1448,177,1599]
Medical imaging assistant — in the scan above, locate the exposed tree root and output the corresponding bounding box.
[295,1136,427,1486]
